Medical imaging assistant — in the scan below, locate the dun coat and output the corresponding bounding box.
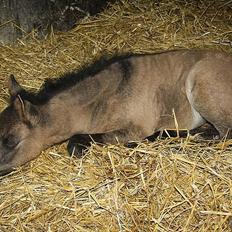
[0,49,232,174]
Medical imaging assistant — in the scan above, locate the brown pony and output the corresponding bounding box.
[0,49,232,174]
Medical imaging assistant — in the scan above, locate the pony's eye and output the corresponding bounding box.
[2,134,19,149]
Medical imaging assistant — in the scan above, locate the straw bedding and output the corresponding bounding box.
[0,0,232,231]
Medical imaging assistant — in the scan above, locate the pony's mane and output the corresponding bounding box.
[18,53,135,104]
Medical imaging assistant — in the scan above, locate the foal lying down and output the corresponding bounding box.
[0,49,232,174]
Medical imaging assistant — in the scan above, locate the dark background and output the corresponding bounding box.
[0,0,114,44]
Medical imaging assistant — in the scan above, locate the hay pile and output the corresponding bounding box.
[0,0,232,231]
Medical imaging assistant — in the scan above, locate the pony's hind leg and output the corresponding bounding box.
[190,84,232,139]
[187,57,232,139]
[192,88,232,139]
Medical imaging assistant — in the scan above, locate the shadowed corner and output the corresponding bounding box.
[0,164,15,177]
[0,169,13,177]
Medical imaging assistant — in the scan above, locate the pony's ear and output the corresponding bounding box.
[8,75,24,98]
[13,95,40,126]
